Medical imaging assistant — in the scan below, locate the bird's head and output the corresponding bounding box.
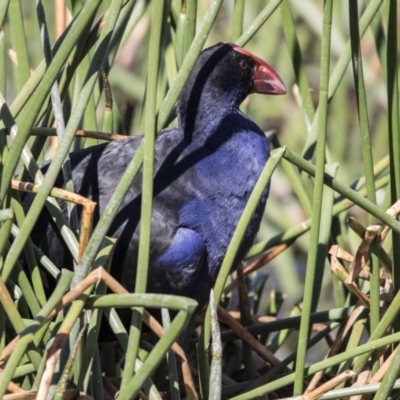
[180,42,285,104]
[228,43,286,96]
[178,42,286,138]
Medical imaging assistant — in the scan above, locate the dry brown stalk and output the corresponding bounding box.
[217,306,287,370]
[302,370,355,400]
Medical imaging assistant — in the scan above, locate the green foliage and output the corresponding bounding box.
[0,0,399,399]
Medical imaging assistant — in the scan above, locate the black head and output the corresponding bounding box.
[179,42,285,106]
[178,42,286,138]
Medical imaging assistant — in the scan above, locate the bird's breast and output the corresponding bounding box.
[179,131,270,279]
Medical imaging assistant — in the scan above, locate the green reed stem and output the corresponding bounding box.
[158,0,223,129]
[301,0,384,160]
[8,0,30,92]
[283,150,400,232]
[386,0,400,330]
[121,0,168,388]
[372,343,400,399]
[280,0,314,126]
[348,0,380,346]
[293,1,332,394]
[232,0,245,41]
[236,0,282,47]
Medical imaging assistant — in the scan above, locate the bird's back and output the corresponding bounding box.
[25,130,185,288]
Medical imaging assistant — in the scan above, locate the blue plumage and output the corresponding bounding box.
[25,43,285,308]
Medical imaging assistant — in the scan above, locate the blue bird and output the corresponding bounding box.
[26,43,285,308]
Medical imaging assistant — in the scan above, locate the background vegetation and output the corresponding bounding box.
[0,0,399,398]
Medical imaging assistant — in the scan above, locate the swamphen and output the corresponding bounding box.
[26,42,286,308]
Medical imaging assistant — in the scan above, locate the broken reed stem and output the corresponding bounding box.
[217,306,287,369]
[223,240,293,295]
[12,179,96,261]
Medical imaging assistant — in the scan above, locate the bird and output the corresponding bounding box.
[25,42,286,308]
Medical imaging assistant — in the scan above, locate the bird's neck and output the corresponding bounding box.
[178,87,239,145]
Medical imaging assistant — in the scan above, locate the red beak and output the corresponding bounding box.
[230,44,286,95]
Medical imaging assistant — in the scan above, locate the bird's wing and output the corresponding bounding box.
[25,131,206,289]
[152,227,205,293]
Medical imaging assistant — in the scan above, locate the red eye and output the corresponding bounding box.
[240,60,249,70]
